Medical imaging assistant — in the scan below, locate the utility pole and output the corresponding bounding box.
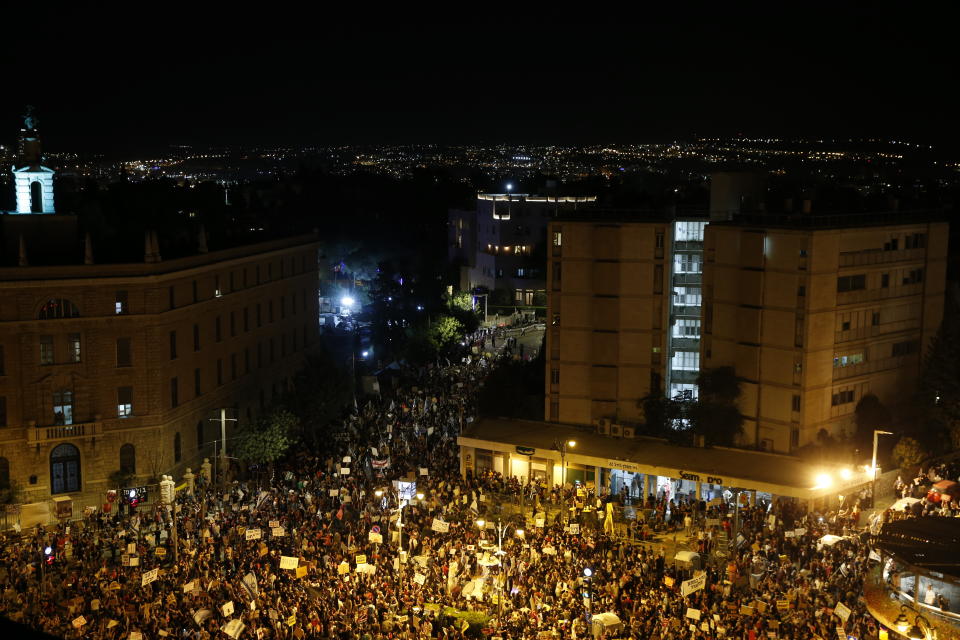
[872,430,894,508]
[209,410,237,486]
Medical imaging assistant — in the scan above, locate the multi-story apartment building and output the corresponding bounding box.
[448,193,596,304]
[545,175,948,454]
[702,212,947,452]
[544,213,680,426]
[0,118,321,509]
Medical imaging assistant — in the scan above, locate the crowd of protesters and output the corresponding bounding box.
[0,331,954,640]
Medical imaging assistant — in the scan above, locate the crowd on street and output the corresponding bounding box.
[0,329,955,639]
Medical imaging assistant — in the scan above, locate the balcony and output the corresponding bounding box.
[832,355,912,381]
[834,320,921,344]
[836,283,923,305]
[670,336,700,350]
[839,247,926,268]
[27,421,103,444]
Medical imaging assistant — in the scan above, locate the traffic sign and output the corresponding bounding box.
[516,446,535,456]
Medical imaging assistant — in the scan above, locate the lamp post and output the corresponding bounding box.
[552,439,576,524]
[872,429,893,508]
[583,567,594,623]
[476,517,516,627]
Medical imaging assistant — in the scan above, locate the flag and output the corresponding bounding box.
[371,458,391,469]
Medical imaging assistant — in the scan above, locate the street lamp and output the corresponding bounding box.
[477,517,514,626]
[552,439,576,524]
[872,430,894,508]
[583,567,594,622]
[396,499,409,560]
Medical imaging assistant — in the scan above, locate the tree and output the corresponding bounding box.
[686,367,744,447]
[892,436,928,473]
[853,394,892,457]
[233,409,297,468]
[289,350,352,446]
[913,306,960,451]
[431,315,464,351]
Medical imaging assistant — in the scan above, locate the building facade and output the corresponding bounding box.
[448,193,596,305]
[544,202,947,454]
[702,214,947,452]
[0,235,322,507]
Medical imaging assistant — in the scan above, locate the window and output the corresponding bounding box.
[215,316,222,343]
[214,276,222,298]
[552,230,562,247]
[0,397,6,427]
[671,350,699,371]
[243,268,248,288]
[552,262,562,289]
[193,324,201,351]
[833,352,864,368]
[797,285,806,297]
[194,368,202,396]
[169,330,177,359]
[656,232,665,249]
[229,271,235,292]
[230,311,236,337]
[170,377,179,408]
[174,432,182,463]
[267,263,273,281]
[257,343,263,368]
[799,249,807,257]
[673,319,700,338]
[256,304,262,328]
[892,340,920,357]
[38,298,80,319]
[68,333,81,363]
[551,368,560,384]
[53,389,74,425]
[831,389,856,406]
[881,273,889,288]
[674,287,701,306]
[653,265,663,294]
[196,421,204,452]
[292,292,297,315]
[115,291,128,315]
[552,313,560,326]
[243,307,250,332]
[280,296,286,320]
[790,427,800,450]
[841,321,851,331]
[244,348,250,374]
[169,286,176,310]
[903,269,924,285]
[675,254,701,274]
[231,353,237,380]
[192,280,198,303]
[217,359,223,386]
[795,315,805,348]
[117,387,133,418]
[837,274,866,292]
[117,338,132,367]
[119,443,135,474]
[872,312,880,326]
[0,345,4,376]
[256,265,261,284]
[40,335,54,365]
[791,395,801,412]
[268,300,274,323]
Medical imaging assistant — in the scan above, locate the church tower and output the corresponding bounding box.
[12,106,56,214]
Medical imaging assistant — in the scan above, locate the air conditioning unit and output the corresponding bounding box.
[622,425,635,439]
[610,423,622,437]
[595,418,610,436]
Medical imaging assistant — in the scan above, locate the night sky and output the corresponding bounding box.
[1,19,955,155]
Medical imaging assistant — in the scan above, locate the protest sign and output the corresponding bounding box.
[340,467,350,475]
[338,561,350,574]
[739,605,754,615]
[355,554,367,565]
[681,573,706,597]
[245,528,262,541]
[664,576,675,587]
[296,566,308,578]
[329,489,339,497]
[71,616,86,629]
[414,573,426,585]
[141,568,159,586]
[685,608,701,621]
[221,601,234,617]
[343,456,351,463]
[431,518,450,533]
[155,547,166,556]
[193,609,212,626]
[369,532,383,544]
[535,518,545,528]
[183,580,196,594]
[130,633,143,640]
[777,599,790,610]
[286,614,297,627]
[569,524,580,534]
[834,601,851,623]
[279,556,299,569]
[272,527,285,537]
[269,520,279,528]
[222,620,245,639]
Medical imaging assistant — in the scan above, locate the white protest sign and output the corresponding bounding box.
[221,619,245,639]
[834,601,851,623]
[343,456,351,463]
[569,524,580,534]
[269,520,279,528]
[279,556,299,569]
[183,580,196,594]
[272,527,285,537]
[141,568,159,586]
[245,528,262,541]
[71,616,86,629]
[340,467,350,475]
[869,549,881,562]
[685,608,701,621]
[414,573,426,585]
[369,532,383,544]
[431,518,450,533]
[535,518,545,528]
[681,573,707,597]
[221,601,234,617]
[419,467,429,476]
[371,447,378,456]
[329,489,339,497]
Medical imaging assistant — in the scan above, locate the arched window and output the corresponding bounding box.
[38,298,80,320]
[119,443,136,475]
[196,421,204,453]
[0,457,10,491]
[50,443,81,494]
[174,432,182,463]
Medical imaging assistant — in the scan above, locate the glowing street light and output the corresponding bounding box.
[341,296,355,308]
[814,473,833,489]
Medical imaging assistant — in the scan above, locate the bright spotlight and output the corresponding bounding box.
[341,296,355,307]
[583,568,593,577]
[44,546,52,555]
[506,182,513,191]
[839,468,853,481]
[361,351,369,358]
[814,473,832,489]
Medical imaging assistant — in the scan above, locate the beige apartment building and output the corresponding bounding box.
[0,234,322,507]
[544,216,675,426]
[702,214,947,452]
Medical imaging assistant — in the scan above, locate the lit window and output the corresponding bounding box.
[117,387,133,418]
